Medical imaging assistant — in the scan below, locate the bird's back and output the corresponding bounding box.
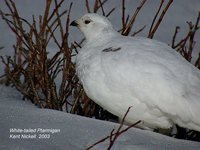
[77,34,200,131]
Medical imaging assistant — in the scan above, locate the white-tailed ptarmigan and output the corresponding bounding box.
[70,13,200,132]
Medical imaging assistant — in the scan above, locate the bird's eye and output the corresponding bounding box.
[84,20,91,24]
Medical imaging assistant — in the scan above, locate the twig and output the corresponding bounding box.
[86,107,141,150]
[122,0,126,30]
[122,0,147,36]
[171,12,200,62]
[171,26,180,48]
[98,0,105,16]
[148,0,173,39]
[106,7,115,17]
[131,25,146,36]
[148,0,164,36]
[85,0,91,13]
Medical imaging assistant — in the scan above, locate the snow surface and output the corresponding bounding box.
[0,85,200,150]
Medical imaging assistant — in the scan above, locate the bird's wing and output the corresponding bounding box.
[100,36,200,119]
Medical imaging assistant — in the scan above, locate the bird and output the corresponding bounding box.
[70,13,200,132]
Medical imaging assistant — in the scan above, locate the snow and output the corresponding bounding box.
[74,13,200,131]
[1,85,200,150]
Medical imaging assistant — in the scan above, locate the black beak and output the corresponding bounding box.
[70,20,78,26]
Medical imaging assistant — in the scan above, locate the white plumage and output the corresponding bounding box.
[71,13,200,131]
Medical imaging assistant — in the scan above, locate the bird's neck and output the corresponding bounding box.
[85,28,119,44]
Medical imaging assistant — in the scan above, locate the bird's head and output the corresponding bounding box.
[70,13,116,42]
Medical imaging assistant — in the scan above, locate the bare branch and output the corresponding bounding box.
[87,107,141,150]
[122,0,147,36]
[148,0,173,39]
